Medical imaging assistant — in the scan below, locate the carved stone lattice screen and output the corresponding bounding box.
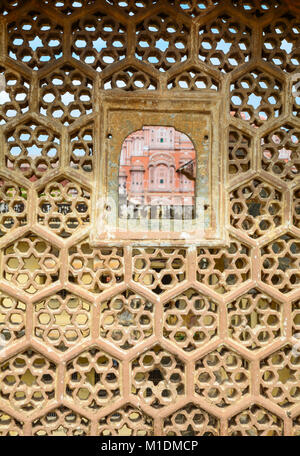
[0,0,300,437]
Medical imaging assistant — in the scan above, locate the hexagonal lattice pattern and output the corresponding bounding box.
[39,64,93,125]
[0,0,299,436]
[0,411,23,436]
[194,346,250,408]
[196,238,251,294]
[230,177,283,239]
[32,406,90,436]
[0,293,26,346]
[7,9,63,71]
[69,122,94,173]
[228,126,252,178]
[167,64,219,91]
[0,176,28,237]
[164,403,220,436]
[0,349,56,414]
[2,232,60,295]
[98,405,153,436]
[33,290,92,352]
[5,119,61,180]
[227,288,282,351]
[68,240,124,293]
[131,344,185,409]
[228,404,284,436]
[42,0,96,15]
[170,0,219,18]
[0,65,30,125]
[198,13,252,73]
[135,12,190,72]
[104,0,157,17]
[260,345,300,409]
[37,176,91,238]
[163,288,218,352]
[231,0,280,17]
[100,289,154,350]
[262,12,300,73]
[71,10,127,72]
[261,123,300,181]
[230,67,284,127]
[65,347,121,412]
[260,233,300,294]
[132,247,186,294]
[103,64,158,91]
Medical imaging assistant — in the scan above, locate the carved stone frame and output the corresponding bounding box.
[91,93,227,246]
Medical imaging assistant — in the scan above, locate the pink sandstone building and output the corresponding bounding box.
[119,126,196,218]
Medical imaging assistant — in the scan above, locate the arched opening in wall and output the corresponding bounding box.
[93,96,223,244]
[118,126,196,223]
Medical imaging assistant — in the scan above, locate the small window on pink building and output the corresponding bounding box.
[118,126,196,220]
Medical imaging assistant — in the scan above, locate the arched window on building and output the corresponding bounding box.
[118,126,196,220]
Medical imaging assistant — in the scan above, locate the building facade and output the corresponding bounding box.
[119,126,195,217]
